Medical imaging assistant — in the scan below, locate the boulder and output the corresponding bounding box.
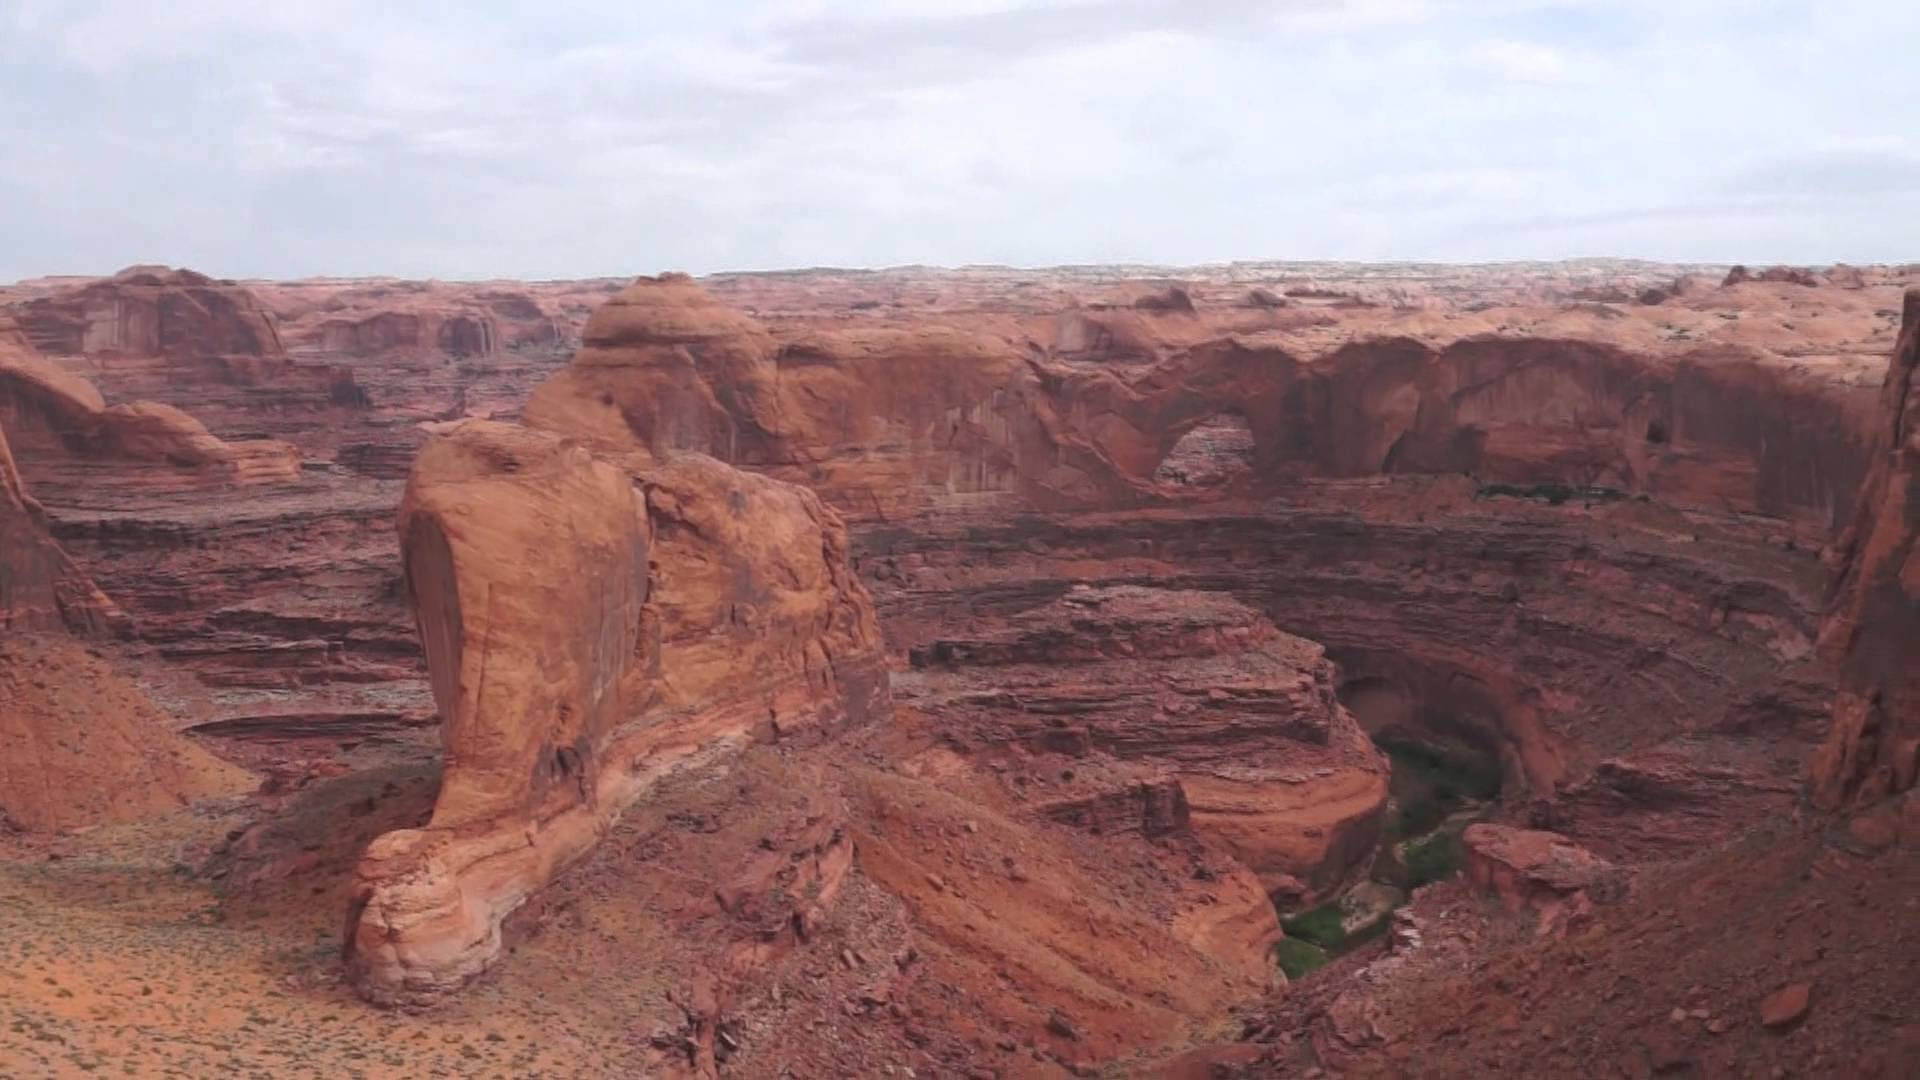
[1462,823,1620,929]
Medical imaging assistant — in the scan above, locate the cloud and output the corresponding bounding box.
[0,0,1915,279]
[1461,38,1576,82]
[1727,141,1920,198]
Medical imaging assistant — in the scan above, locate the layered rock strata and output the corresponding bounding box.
[0,313,299,486]
[515,274,1865,861]
[1459,823,1622,931]
[902,585,1388,898]
[0,418,120,634]
[343,419,889,1005]
[523,275,1879,535]
[0,340,250,829]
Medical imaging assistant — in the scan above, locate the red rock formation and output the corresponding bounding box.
[519,276,1847,856]
[524,275,1876,532]
[0,315,300,486]
[0,288,404,734]
[0,420,121,635]
[904,585,1389,899]
[0,328,249,829]
[250,277,624,360]
[1723,264,1824,288]
[1460,823,1620,930]
[344,419,889,1005]
[12,266,286,360]
[1811,287,1920,810]
[6,260,1919,1076]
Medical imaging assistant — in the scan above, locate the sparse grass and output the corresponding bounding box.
[1280,904,1347,950]
[1273,937,1330,980]
[1346,911,1393,947]
[1378,737,1502,840]
[1403,832,1463,888]
[1475,482,1626,506]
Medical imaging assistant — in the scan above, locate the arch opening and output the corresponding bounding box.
[1151,412,1255,489]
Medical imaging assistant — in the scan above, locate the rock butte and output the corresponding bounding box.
[0,260,1913,1078]
[344,418,890,1004]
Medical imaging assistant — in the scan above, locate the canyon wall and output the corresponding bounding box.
[522,275,1877,534]
[515,276,1865,856]
[12,266,284,360]
[0,316,252,832]
[4,262,1913,1074]
[903,585,1390,899]
[1812,287,1920,810]
[0,414,120,635]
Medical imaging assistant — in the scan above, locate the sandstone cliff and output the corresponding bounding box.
[0,312,301,486]
[344,419,889,1005]
[252,277,622,360]
[1812,287,1920,810]
[0,418,120,635]
[0,322,249,829]
[522,277,1851,857]
[523,275,1879,532]
[13,266,285,360]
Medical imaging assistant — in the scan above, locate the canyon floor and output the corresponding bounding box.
[1,259,1916,1078]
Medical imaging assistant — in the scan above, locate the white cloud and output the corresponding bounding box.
[0,0,1915,278]
[1462,38,1575,82]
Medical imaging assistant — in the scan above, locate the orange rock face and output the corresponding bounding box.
[0,315,250,831]
[0,310,301,487]
[7,260,1919,1075]
[522,274,1861,861]
[251,277,623,360]
[1812,287,1920,810]
[344,419,889,1005]
[522,273,1887,532]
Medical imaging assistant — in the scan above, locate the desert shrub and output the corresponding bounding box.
[1403,833,1463,888]
[1392,795,1447,839]
[1378,737,1502,839]
[1346,911,1392,947]
[1280,904,1347,949]
[1475,482,1625,506]
[1274,938,1330,980]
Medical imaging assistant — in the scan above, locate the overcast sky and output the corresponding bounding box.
[2,0,1915,280]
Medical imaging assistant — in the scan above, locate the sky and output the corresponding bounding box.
[1,0,1916,280]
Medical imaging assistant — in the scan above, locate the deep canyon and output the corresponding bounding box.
[0,259,1915,1078]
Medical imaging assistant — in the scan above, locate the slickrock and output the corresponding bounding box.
[252,277,623,360]
[526,274,1882,530]
[1811,287,1920,810]
[8,261,1920,1076]
[344,418,889,1005]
